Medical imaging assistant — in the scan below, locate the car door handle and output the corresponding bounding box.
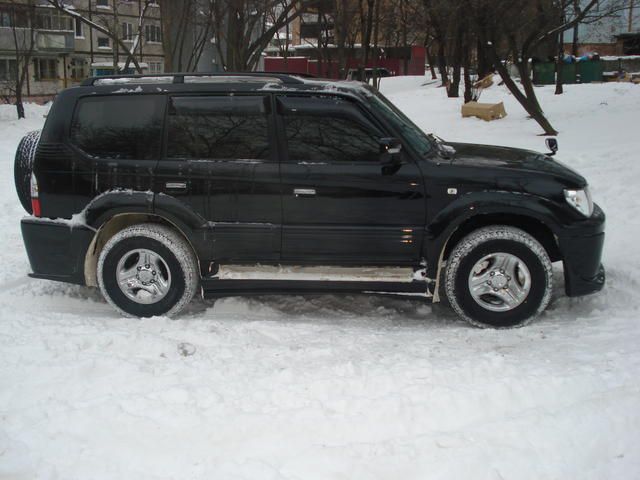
[165,181,187,190]
[294,188,316,197]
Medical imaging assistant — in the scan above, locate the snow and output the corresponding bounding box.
[112,86,144,94]
[1,79,640,479]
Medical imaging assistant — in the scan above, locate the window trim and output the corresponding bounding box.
[163,93,275,163]
[275,93,388,165]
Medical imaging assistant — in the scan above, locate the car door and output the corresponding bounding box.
[276,94,425,266]
[158,94,281,263]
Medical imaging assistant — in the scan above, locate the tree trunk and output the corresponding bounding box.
[463,42,473,103]
[335,0,347,78]
[15,86,24,119]
[487,45,558,135]
[447,25,463,97]
[517,60,544,115]
[425,42,437,79]
[477,38,490,77]
[571,23,579,57]
[555,31,564,95]
[436,38,448,87]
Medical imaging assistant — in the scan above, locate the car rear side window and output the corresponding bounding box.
[277,96,381,163]
[167,95,270,160]
[70,95,165,160]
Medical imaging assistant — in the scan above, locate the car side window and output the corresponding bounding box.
[278,96,382,163]
[70,95,164,160]
[167,95,270,160]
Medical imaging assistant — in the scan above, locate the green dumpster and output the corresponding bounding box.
[561,63,577,84]
[533,62,555,85]
[577,60,603,83]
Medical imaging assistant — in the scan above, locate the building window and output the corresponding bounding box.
[122,22,134,41]
[75,18,83,38]
[0,6,28,28]
[34,58,58,81]
[97,37,110,49]
[96,0,110,8]
[70,58,87,80]
[145,24,162,43]
[149,61,163,74]
[0,10,12,27]
[0,58,17,81]
[71,95,165,160]
[37,10,74,31]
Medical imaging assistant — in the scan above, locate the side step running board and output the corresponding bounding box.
[214,265,422,283]
[201,279,432,299]
[201,265,432,299]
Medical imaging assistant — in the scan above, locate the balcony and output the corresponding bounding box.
[36,31,74,52]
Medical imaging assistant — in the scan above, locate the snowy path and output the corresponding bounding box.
[1,80,639,479]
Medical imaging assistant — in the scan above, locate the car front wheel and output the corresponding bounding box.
[97,224,199,317]
[444,226,553,328]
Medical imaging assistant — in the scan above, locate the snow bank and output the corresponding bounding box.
[0,82,639,480]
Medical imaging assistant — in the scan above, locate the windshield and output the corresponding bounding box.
[367,89,434,156]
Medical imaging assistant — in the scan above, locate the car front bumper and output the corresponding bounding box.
[21,217,94,285]
[557,203,606,297]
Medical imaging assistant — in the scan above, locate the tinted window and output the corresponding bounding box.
[279,96,381,163]
[71,95,164,160]
[167,95,270,160]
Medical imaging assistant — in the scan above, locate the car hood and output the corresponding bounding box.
[445,142,587,188]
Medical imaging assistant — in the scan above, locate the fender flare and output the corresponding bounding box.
[80,191,213,286]
[424,191,566,279]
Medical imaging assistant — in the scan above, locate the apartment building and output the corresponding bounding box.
[564,1,640,55]
[0,0,164,100]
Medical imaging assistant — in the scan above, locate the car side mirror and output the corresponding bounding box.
[380,137,402,155]
[546,138,558,156]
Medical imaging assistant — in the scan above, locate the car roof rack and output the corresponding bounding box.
[80,72,306,87]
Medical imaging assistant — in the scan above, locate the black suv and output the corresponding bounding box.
[15,73,605,327]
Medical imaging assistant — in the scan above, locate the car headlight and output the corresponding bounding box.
[564,187,593,217]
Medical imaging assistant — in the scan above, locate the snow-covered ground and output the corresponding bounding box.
[1,79,639,479]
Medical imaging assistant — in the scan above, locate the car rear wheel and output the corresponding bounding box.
[444,226,553,328]
[14,130,41,214]
[97,224,199,317]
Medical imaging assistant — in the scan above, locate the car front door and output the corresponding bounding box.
[277,94,425,266]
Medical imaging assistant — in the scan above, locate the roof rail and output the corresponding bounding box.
[80,72,306,87]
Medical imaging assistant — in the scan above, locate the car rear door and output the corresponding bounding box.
[276,94,425,265]
[157,94,281,263]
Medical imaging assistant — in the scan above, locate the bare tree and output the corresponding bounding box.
[471,0,629,135]
[45,0,144,73]
[158,0,215,72]
[0,0,36,119]
[211,0,303,72]
[423,0,450,88]
[555,0,631,94]
[122,1,155,71]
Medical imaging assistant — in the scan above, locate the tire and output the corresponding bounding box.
[14,130,41,214]
[97,224,199,318]
[444,226,553,328]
